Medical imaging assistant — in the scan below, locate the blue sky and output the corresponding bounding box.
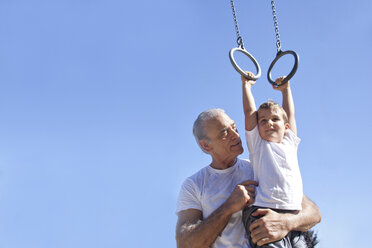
[0,0,371,247]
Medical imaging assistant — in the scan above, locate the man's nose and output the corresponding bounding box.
[230,129,240,139]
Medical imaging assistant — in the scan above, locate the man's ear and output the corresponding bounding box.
[199,140,212,153]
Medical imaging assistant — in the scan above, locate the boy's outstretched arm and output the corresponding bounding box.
[273,77,297,135]
[242,72,258,131]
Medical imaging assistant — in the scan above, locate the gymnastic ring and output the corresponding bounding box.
[267,50,299,86]
[229,47,261,80]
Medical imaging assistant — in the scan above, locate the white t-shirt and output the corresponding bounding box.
[245,126,303,210]
[176,158,254,248]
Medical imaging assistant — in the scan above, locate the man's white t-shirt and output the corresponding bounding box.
[176,159,254,248]
[245,126,303,210]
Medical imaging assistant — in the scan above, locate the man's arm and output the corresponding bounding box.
[273,77,297,135]
[249,195,321,246]
[176,180,257,248]
[176,206,233,248]
[242,72,258,131]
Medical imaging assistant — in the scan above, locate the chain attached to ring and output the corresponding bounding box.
[230,0,244,49]
[271,0,281,52]
[228,0,261,80]
[267,0,299,86]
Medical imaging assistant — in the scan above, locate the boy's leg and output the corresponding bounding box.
[242,206,293,248]
[289,232,307,248]
[242,205,257,247]
[290,230,318,248]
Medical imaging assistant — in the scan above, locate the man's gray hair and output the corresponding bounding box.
[193,108,226,153]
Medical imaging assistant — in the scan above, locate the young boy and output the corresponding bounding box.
[241,72,305,248]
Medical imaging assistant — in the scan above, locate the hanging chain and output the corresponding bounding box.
[230,0,244,49]
[271,0,281,52]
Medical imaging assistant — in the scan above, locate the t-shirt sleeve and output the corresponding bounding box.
[285,129,301,147]
[245,125,261,154]
[176,178,202,214]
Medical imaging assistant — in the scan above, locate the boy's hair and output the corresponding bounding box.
[258,100,288,123]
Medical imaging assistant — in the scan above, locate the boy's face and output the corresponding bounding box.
[257,108,289,143]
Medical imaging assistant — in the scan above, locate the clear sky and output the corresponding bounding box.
[0,0,371,247]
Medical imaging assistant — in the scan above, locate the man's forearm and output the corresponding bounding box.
[288,195,321,232]
[177,204,233,248]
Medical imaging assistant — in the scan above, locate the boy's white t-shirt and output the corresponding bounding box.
[176,159,254,248]
[245,126,303,210]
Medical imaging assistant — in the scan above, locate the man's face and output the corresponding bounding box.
[257,108,289,143]
[202,113,243,161]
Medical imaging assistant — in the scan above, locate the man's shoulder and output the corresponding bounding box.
[186,165,209,183]
[237,158,252,167]
[237,157,251,164]
[236,158,253,174]
[178,165,210,202]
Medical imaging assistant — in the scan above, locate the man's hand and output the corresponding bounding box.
[272,76,290,92]
[176,180,257,248]
[241,72,257,86]
[224,180,257,215]
[249,209,291,246]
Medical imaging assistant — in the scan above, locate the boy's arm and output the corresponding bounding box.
[273,77,297,135]
[242,72,258,131]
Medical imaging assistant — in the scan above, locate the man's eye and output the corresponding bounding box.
[221,130,228,137]
[273,118,280,121]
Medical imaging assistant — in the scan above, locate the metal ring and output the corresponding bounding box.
[267,50,299,86]
[229,47,261,80]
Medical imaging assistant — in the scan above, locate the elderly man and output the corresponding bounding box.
[176,109,321,248]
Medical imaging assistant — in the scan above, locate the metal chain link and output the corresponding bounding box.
[230,0,244,49]
[271,0,281,52]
